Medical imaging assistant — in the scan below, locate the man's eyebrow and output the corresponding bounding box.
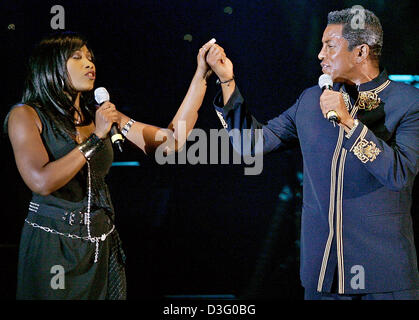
[322,38,340,45]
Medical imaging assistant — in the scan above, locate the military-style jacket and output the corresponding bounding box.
[213,70,419,294]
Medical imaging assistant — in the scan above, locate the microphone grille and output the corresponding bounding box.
[318,74,333,89]
[94,87,110,104]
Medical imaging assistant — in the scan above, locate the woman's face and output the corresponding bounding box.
[66,45,96,92]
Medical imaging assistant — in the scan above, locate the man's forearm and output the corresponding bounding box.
[221,79,236,106]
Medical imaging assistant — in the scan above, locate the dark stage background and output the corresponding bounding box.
[0,0,418,300]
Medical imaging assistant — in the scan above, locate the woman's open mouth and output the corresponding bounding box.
[85,71,96,80]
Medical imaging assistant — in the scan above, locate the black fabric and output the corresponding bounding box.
[106,231,127,300]
[8,104,127,300]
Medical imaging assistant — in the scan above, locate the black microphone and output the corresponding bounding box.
[94,87,123,152]
[318,74,338,126]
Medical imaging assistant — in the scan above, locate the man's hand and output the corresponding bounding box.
[206,44,234,82]
[319,90,354,131]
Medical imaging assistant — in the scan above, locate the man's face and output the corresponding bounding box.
[318,24,357,83]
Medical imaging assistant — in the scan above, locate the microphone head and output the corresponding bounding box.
[94,87,110,104]
[318,74,333,90]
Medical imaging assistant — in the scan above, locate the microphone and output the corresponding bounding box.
[94,87,123,152]
[318,74,338,126]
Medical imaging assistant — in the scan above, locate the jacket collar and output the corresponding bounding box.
[342,68,389,92]
[358,68,389,91]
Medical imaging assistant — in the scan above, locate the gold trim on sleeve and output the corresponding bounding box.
[352,138,381,163]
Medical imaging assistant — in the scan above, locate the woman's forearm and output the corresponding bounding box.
[169,69,208,141]
[32,148,87,196]
[119,69,208,154]
[120,39,216,155]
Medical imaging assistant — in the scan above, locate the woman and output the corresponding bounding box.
[5,31,215,299]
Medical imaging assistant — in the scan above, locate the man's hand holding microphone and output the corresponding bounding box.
[319,74,355,132]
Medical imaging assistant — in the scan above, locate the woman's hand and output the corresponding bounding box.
[196,38,216,80]
[94,101,120,138]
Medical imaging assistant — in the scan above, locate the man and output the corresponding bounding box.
[205,8,419,299]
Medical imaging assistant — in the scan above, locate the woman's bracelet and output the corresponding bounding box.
[78,133,104,161]
[121,118,136,137]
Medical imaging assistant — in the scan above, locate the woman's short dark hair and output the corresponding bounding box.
[21,31,96,136]
[327,8,383,60]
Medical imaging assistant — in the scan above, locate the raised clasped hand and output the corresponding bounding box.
[205,43,234,82]
[197,38,217,80]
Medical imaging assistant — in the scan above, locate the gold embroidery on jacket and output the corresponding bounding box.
[358,91,381,111]
[357,80,390,111]
[352,138,381,163]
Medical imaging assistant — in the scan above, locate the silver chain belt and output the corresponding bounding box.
[24,219,115,263]
[25,162,114,263]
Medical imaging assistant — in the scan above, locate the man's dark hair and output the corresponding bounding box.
[327,7,383,60]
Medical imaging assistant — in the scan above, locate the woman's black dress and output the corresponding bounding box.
[8,105,127,299]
